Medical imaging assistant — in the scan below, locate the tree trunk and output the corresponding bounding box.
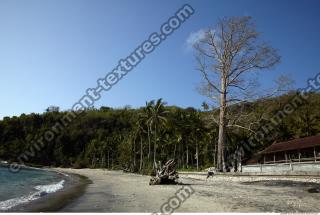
[147,125,151,160]
[186,144,189,169]
[153,124,157,169]
[133,137,136,170]
[140,137,143,171]
[111,153,114,169]
[217,76,227,172]
[107,150,110,169]
[101,151,105,167]
[179,141,185,169]
[196,140,199,171]
[177,142,181,169]
[149,159,179,185]
[92,155,96,168]
[213,140,217,168]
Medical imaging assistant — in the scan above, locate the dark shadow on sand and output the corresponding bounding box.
[241,180,320,194]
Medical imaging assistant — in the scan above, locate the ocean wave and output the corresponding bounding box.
[35,180,65,194]
[0,180,65,211]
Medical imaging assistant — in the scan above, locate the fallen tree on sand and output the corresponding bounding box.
[149,159,179,185]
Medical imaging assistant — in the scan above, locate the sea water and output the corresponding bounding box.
[0,165,66,211]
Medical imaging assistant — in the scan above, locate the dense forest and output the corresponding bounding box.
[0,91,319,174]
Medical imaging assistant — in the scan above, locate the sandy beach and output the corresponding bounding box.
[54,168,320,212]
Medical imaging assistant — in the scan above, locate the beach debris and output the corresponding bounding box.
[149,159,179,185]
[206,167,216,179]
[308,188,320,193]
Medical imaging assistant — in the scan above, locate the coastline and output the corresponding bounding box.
[4,167,320,212]
[6,169,91,212]
[54,168,320,212]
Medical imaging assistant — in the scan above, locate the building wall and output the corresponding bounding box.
[242,161,320,174]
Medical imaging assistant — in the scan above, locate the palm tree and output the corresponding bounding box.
[147,98,168,168]
[173,110,190,168]
[191,111,206,170]
[136,116,146,171]
[142,101,154,161]
[130,131,137,171]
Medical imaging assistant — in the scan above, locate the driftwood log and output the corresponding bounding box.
[149,159,179,185]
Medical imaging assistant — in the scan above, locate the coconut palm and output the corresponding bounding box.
[147,98,168,168]
[136,115,147,171]
[142,101,154,161]
[190,111,206,170]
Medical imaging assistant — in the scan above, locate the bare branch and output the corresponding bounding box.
[227,124,257,134]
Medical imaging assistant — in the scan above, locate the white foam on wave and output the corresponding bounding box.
[0,180,65,211]
[35,180,65,194]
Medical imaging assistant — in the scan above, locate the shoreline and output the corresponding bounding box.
[53,168,320,212]
[5,167,320,212]
[62,169,320,212]
[7,169,91,212]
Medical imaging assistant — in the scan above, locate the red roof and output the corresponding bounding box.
[259,135,320,154]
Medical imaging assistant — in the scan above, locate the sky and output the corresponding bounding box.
[0,0,320,118]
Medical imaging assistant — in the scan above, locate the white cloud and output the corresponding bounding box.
[186,29,207,48]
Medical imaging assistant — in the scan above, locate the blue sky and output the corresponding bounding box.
[0,0,320,118]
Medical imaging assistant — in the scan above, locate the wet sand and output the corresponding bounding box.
[54,168,320,212]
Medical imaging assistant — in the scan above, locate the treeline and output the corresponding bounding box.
[0,91,320,174]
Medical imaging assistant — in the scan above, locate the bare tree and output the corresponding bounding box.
[194,16,282,171]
